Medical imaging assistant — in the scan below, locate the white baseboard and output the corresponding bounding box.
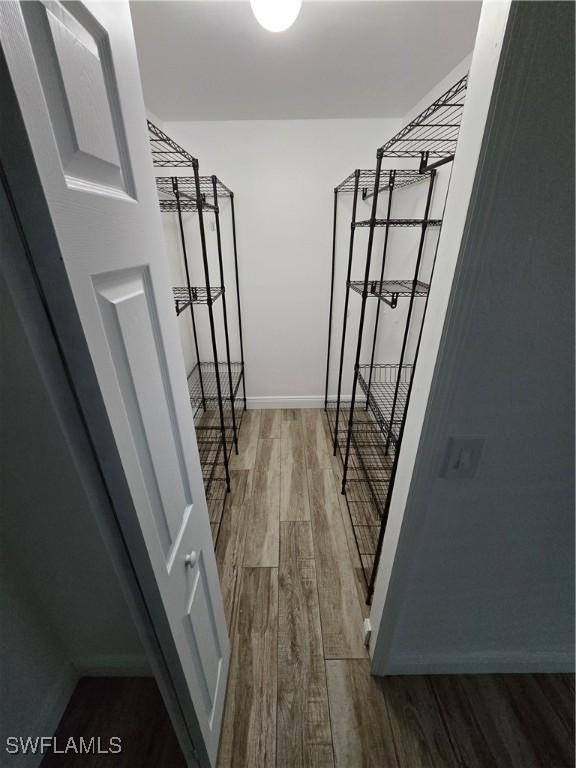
[246,396,324,409]
[243,395,367,410]
[376,649,575,676]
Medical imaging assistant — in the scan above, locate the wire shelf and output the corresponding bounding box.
[188,362,243,418]
[326,402,393,508]
[357,364,412,448]
[206,478,227,524]
[173,286,223,314]
[348,279,429,307]
[336,169,432,195]
[354,218,442,228]
[156,175,232,203]
[361,169,435,201]
[148,120,196,167]
[159,200,216,214]
[199,416,241,498]
[194,399,244,530]
[325,402,394,588]
[196,431,224,480]
[156,177,218,213]
[379,75,468,161]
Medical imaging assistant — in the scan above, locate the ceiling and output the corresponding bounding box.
[131,1,481,121]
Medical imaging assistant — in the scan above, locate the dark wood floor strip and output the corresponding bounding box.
[41,678,186,768]
[378,675,457,768]
[532,673,576,735]
[431,674,507,768]
[500,674,574,767]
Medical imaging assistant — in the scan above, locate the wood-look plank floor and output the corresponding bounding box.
[308,468,367,659]
[42,678,186,767]
[280,419,311,521]
[215,409,575,768]
[242,437,281,567]
[218,567,278,768]
[278,522,334,767]
[230,409,261,470]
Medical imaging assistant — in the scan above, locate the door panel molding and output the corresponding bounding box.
[21,0,136,197]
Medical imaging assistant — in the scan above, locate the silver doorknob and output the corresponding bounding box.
[185,551,198,568]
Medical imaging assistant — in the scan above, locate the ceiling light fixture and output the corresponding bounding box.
[250,0,302,32]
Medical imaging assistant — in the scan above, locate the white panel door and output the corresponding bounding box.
[0,2,229,764]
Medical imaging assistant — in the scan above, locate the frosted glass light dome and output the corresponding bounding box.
[250,0,302,32]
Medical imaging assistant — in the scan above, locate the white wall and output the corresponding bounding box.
[370,0,575,674]
[161,117,402,407]
[157,60,473,407]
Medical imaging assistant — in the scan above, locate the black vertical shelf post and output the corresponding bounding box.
[212,176,239,454]
[190,165,231,492]
[230,194,247,411]
[384,169,436,455]
[171,176,206,411]
[324,188,338,409]
[333,170,360,457]
[341,151,383,492]
[365,170,395,410]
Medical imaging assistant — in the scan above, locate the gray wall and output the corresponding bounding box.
[375,1,574,673]
[0,186,148,760]
[0,552,76,767]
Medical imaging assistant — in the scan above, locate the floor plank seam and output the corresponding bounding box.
[427,676,468,767]
[323,411,371,609]
[301,412,338,767]
[378,681,403,768]
[275,558,280,768]
[323,659,339,768]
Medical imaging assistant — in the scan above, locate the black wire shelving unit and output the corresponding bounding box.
[348,279,430,307]
[357,364,412,449]
[148,122,247,542]
[354,218,443,228]
[324,76,468,602]
[379,74,468,172]
[172,286,223,314]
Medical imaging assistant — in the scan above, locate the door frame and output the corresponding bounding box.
[0,47,204,768]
